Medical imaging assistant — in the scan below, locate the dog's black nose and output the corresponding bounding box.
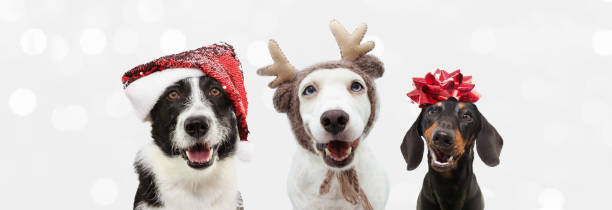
[184,116,210,138]
[433,130,454,148]
[321,110,349,135]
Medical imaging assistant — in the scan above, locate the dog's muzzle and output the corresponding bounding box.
[315,138,361,168]
[178,116,217,169]
[429,129,458,172]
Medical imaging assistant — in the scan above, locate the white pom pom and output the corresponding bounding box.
[237,140,254,162]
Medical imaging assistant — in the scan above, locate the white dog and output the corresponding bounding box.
[258,20,389,210]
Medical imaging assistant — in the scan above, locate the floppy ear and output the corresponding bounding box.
[476,114,503,167]
[272,82,293,113]
[354,55,384,79]
[400,111,424,171]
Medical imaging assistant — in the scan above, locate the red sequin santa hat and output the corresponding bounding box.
[122,43,251,158]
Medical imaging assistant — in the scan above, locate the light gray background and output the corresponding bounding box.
[1,0,611,209]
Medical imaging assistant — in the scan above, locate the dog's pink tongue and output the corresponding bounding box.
[187,146,211,163]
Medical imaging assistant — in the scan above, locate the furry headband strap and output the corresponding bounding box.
[320,169,373,210]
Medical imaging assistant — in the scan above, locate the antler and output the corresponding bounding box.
[257,40,297,88]
[330,20,375,61]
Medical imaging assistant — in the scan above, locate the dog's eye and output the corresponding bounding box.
[350,82,363,92]
[428,108,438,115]
[209,88,221,97]
[167,91,180,101]
[302,85,317,96]
[462,113,473,122]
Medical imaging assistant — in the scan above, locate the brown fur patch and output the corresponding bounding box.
[445,129,468,169]
[424,121,438,146]
[458,103,465,109]
[435,102,442,107]
[452,129,467,157]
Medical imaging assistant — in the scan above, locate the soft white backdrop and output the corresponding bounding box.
[1,0,611,209]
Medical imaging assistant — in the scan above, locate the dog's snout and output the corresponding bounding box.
[320,110,349,135]
[184,116,210,138]
[433,130,455,148]
[438,120,453,129]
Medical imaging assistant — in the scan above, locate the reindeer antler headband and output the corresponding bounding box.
[257,20,375,88]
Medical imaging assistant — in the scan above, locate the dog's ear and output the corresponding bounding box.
[476,113,503,167]
[400,110,424,171]
[354,55,384,79]
[272,82,293,113]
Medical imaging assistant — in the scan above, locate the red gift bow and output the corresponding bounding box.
[407,69,480,108]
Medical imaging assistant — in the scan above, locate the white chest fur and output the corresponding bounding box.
[287,142,389,210]
[136,144,238,210]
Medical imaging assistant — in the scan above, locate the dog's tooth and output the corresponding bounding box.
[325,148,331,156]
[428,148,437,161]
[205,151,212,161]
[342,148,351,159]
[449,156,454,161]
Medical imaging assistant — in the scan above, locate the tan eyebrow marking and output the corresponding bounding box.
[458,103,465,109]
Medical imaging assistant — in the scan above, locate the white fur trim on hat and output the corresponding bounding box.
[125,68,204,121]
[237,140,254,162]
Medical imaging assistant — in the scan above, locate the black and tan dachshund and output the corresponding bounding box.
[401,99,503,210]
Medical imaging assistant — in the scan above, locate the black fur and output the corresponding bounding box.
[400,100,503,210]
[133,76,239,209]
[133,162,162,209]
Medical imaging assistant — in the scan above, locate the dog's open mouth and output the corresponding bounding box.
[429,147,455,171]
[316,138,360,168]
[181,143,215,169]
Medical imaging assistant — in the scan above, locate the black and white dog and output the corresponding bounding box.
[133,76,242,210]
